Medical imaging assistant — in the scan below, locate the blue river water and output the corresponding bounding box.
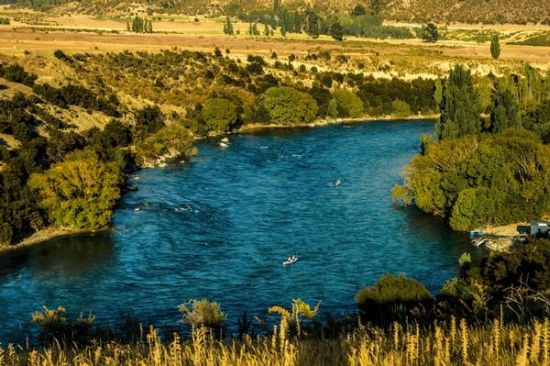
[0,121,477,342]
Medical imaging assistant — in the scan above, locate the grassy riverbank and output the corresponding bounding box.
[1,319,548,366]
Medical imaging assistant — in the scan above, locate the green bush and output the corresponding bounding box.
[202,98,238,133]
[332,89,364,118]
[356,274,434,323]
[259,87,318,125]
[392,99,412,117]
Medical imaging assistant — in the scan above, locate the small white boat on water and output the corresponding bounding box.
[283,255,299,266]
[335,178,342,186]
[219,142,230,148]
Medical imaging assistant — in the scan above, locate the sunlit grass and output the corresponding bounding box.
[1,318,548,365]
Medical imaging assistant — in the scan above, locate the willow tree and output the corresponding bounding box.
[28,149,123,229]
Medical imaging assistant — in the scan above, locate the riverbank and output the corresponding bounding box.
[237,114,439,133]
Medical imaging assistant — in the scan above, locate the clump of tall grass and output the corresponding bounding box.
[0,317,548,366]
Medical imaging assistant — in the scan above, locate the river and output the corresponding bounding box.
[0,120,479,342]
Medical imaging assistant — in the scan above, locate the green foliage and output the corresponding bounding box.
[130,16,153,33]
[442,239,550,321]
[357,77,437,116]
[351,5,366,17]
[421,23,439,43]
[332,89,364,118]
[391,99,412,117]
[330,21,344,41]
[135,124,196,165]
[304,10,321,39]
[259,87,318,125]
[490,34,501,59]
[395,129,550,231]
[132,105,165,142]
[356,274,434,323]
[28,149,123,230]
[202,98,238,133]
[490,81,521,133]
[33,83,120,116]
[436,65,482,140]
[223,16,234,35]
[309,86,332,118]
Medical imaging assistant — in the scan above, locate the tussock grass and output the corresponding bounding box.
[1,318,548,365]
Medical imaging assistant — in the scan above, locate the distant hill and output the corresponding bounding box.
[0,0,548,25]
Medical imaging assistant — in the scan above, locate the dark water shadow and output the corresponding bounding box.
[0,233,116,279]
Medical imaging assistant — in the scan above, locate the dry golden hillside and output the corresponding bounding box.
[3,0,548,24]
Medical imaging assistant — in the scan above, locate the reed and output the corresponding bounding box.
[0,319,548,365]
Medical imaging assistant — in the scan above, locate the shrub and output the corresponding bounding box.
[259,87,318,125]
[178,299,226,335]
[332,89,364,118]
[0,63,37,86]
[392,99,412,117]
[356,274,434,323]
[54,50,72,62]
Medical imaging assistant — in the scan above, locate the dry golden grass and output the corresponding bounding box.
[1,318,548,365]
[0,7,547,68]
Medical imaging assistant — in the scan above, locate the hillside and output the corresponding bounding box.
[1,0,549,25]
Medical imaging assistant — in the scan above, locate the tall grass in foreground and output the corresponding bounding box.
[0,318,548,365]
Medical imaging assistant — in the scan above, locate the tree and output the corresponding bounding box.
[305,10,321,39]
[223,16,234,35]
[280,22,287,37]
[202,98,238,132]
[421,23,439,43]
[490,34,501,60]
[132,105,165,142]
[434,79,443,109]
[351,5,366,17]
[28,149,123,230]
[259,87,318,125]
[436,65,482,140]
[263,24,270,37]
[392,99,412,117]
[330,21,344,41]
[490,82,521,133]
[332,89,364,118]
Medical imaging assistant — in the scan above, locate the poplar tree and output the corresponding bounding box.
[490,81,521,132]
[436,65,482,140]
[490,35,501,60]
